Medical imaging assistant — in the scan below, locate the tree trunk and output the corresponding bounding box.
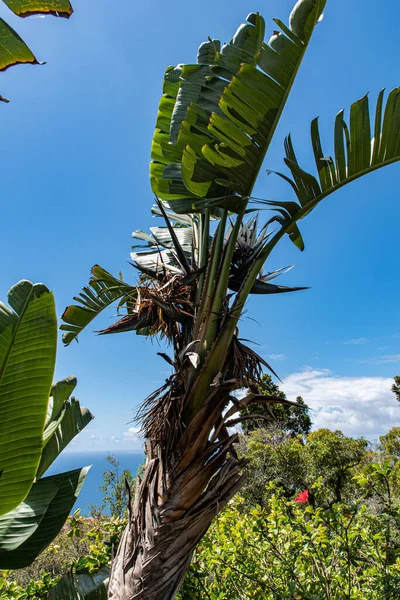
[107,335,278,599]
[108,436,245,599]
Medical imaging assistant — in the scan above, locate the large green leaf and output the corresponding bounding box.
[150,0,326,213]
[131,213,194,276]
[0,18,39,71]
[37,378,94,478]
[0,281,57,516]
[2,0,73,18]
[48,567,109,600]
[61,265,137,346]
[44,376,78,432]
[0,477,59,552]
[0,467,89,569]
[0,0,74,100]
[269,87,400,247]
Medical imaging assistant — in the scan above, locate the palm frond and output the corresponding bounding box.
[228,217,308,294]
[155,198,192,274]
[228,336,281,382]
[150,0,326,214]
[97,276,194,343]
[131,212,194,277]
[96,311,156,336]
[61,265,137,346]
[151,204,193,224]
[268,88,400,248]
[228,279,308,294]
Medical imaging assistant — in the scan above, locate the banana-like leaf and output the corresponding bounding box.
[2,0,73,18]
[150,203,193,224]
[228,278,309,294]
[0,467,89,569]
[0,0,74,100]
[0,18,39,71]
[0,477,59,552]
[131,218,193,276]
[131,247,185,275]
[150,0,326,213]
[270,87,400,246]
[37,379,94,478]
[97,311,156,336]
[132,227,192,250]
[155,198,192,274]
[44,376,78,431]
[61,265,137,346]
[0,281,57,516]
[48,567,109,600]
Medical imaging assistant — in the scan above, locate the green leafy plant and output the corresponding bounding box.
[98,455,136,519]
[61,0,400,597]
[1,513,126,599]
[0,281,92,570]
[0,570,59,599]
[178,489,400,599]
[239,426,368,509]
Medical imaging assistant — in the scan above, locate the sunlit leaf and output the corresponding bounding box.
[0,18,39,71]
[0,468,89,569]
[0,281,56,516]
[2,0,73,18]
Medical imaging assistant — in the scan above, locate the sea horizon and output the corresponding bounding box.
[47,450,145,515]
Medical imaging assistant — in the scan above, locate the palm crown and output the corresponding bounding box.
[62,0,400,426]
[61,1,400,597]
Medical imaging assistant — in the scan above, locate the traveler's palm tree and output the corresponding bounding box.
[62,0,400,597]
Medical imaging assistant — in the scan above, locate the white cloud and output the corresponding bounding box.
[87,431,121,445]
[361,355,400,365]
[123,426,142,440]
[344,337,368,345]
[62,426,129,452]
[281,369,399,438]
[265,353,287,361]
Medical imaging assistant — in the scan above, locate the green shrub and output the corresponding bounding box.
[0,513,126,599]
[179,482,400,599]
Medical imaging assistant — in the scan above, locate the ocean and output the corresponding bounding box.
[47,451,145,515]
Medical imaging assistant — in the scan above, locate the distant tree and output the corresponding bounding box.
[99,454,136,519]
[241,374,312,435]
[241,427,368,507]
[363,429,400,501]
[392,376,400,403]
[379,426,400,460]
[239,428,306,506]
[306,429,368,504]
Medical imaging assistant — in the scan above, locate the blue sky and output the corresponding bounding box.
[1,0,399,450]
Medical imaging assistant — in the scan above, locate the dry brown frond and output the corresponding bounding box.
[98,275,194,346]
[136,373,185,460]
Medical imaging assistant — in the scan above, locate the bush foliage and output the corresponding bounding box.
[178,484,400,599]
[3,404,400,599]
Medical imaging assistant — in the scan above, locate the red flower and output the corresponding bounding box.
[295,489,309,503]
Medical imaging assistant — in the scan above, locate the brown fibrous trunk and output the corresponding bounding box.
[108,432,245,599]
[107,336,270,599]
